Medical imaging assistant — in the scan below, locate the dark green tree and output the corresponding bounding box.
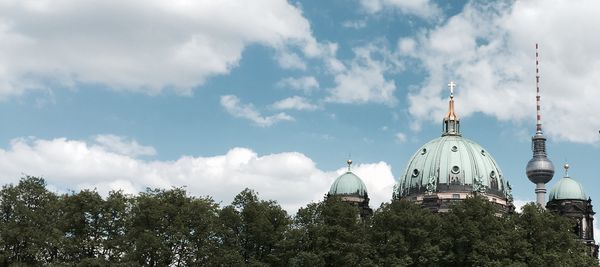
[214,205,245,265]
[124,187,220,266]
[182,195,220,266]
[287,198,374,267]
[59,189,105,263]
[434,197,599,267]
[126,188,190,266]
[0,178,597,266]
[100,190,133,263]
[514,203,598,267]
[370,199,443,266]
[217,188,290,266]
[439,197,515,267]
[0,176,61,265]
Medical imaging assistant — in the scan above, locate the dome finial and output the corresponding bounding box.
[347,159,353,172]
[564,163,570,176]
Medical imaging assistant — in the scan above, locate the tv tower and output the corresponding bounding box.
[526,43,555,206]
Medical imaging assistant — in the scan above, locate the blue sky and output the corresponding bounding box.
[0,0,599,228]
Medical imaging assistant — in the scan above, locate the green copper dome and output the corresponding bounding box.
[394,83,513,212]
[548,165,586,201]
[329,160,368,197]
[396,135,509,199]
[329,171,368,196]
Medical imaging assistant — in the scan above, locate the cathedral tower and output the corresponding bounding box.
[546,164,598,258]
[327,160,373,218]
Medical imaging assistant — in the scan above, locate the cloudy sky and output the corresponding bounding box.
[1,0,599,235]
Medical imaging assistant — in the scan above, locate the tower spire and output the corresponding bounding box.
[526,43,555,207]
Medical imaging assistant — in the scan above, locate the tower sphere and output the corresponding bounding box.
[526,134,555,184]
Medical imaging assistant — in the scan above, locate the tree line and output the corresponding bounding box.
[0,176,597,266]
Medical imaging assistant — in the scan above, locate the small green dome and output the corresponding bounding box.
[548,167,586,201]
[329,171,368,197]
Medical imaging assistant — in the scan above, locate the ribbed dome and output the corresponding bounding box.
[329,171,368,197]
[394,83,512,209]
[549,175,586,201]
[396,135,509,199]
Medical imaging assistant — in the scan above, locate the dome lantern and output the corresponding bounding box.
[443,81,460,136]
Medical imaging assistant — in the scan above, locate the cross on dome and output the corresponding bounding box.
[448,81,456,97]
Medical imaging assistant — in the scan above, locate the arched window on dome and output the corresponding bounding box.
[448,165,462,185]
[490,171,499,190]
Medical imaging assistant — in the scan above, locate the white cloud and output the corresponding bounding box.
[398,37,417,55]
[405,0,600,143]
[271,96,318,111]
[395,132,407,143]
[0,0,322,97]
[275,51,307,70]
[326,45,399,105]
[93,134,156,157]
[220,95,294,127]
[277,76,320,94]
[0,136,395,213]
[342,20,367,29]
[360,0,441,19]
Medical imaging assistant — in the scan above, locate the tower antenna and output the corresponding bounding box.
[536,43,542,133]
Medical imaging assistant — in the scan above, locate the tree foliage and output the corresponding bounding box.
[370,199,443,266]
[0,176,61,265]
[287,198,373,267]
[0,176,597,266]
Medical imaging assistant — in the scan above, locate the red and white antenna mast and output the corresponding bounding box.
[536,43,542,133]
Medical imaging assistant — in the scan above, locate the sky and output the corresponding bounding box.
[1,0,600,237]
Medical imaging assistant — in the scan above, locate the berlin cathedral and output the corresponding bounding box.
[326,51,599,257]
